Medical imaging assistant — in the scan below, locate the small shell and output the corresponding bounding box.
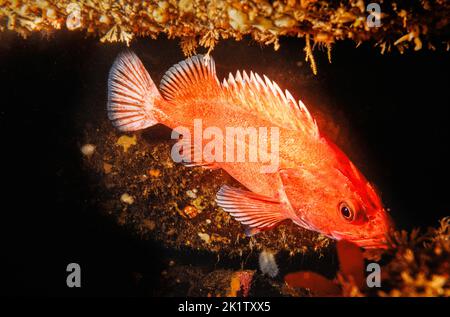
[46,8,57,20]
[198,232,210,244]
[99,15,110,24]
[148,169,161,177]
[120,193,134,205]
[179,0,194,13]
[274,16,296,28]
[186,189,197,199]
[158,1,169,10]
[253,17,273,32]
[228,8,248,32]
[66,3,81,14]
[182,205,199,219]
[66,11,82,30]
[152,7,169,24]
[80,144,95,156]
[258,1,273,16]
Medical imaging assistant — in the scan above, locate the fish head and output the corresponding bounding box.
[280,139,394,250]
[326,140,394,249]
[326,181,393,250]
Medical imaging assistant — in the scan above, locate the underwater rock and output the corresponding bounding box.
[1,1,448,57]
[158,265,282,297]
[181,205,201,219]
[81,121,449,297]
[82,121,332,257]
[227,270,255,297]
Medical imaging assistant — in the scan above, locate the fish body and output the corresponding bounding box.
[107,51,393,249]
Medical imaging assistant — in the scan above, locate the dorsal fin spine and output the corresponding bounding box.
[222,70,319,136]
[243,70,250,83]
[235,70,243,83]
[222,78,228,87]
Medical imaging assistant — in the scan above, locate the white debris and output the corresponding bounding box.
[80,144,96,156]
[186,189,197,199]
[198,232,210,244]
[120,193,134,205]
[66,3,82,30]
[258,250,279,278]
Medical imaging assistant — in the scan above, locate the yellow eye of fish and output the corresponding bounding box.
[339,202,354,221]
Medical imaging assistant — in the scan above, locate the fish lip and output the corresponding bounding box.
[360,243,388,250]
[349,238,388,249]
[331,231,389,249]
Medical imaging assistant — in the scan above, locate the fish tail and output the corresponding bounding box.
[107,51,161,131]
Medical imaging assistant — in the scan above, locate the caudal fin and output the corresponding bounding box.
[107,51,161,131]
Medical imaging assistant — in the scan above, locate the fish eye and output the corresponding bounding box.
[339,202,355,221]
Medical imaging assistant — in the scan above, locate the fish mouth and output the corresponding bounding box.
[331,231,389,249]
[349,238,388,250]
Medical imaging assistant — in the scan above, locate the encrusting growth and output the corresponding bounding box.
[1,1,449,73]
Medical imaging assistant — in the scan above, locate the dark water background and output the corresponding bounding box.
[1,32,449,296]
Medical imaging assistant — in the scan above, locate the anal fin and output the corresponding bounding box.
[215,185,288,232]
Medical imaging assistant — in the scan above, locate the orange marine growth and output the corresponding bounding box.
[107,51,393,249]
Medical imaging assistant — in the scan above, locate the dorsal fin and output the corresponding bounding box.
[222,71,320,138]
[159,54,221,101]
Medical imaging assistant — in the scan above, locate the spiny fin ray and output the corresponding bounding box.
[160,55,221,102]
[222,71,319,137]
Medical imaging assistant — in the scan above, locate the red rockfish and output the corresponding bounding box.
[107,51,393,249]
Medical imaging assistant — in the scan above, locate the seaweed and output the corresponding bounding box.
[284,218,450,297]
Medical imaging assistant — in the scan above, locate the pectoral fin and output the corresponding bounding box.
[215,185,288,234]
